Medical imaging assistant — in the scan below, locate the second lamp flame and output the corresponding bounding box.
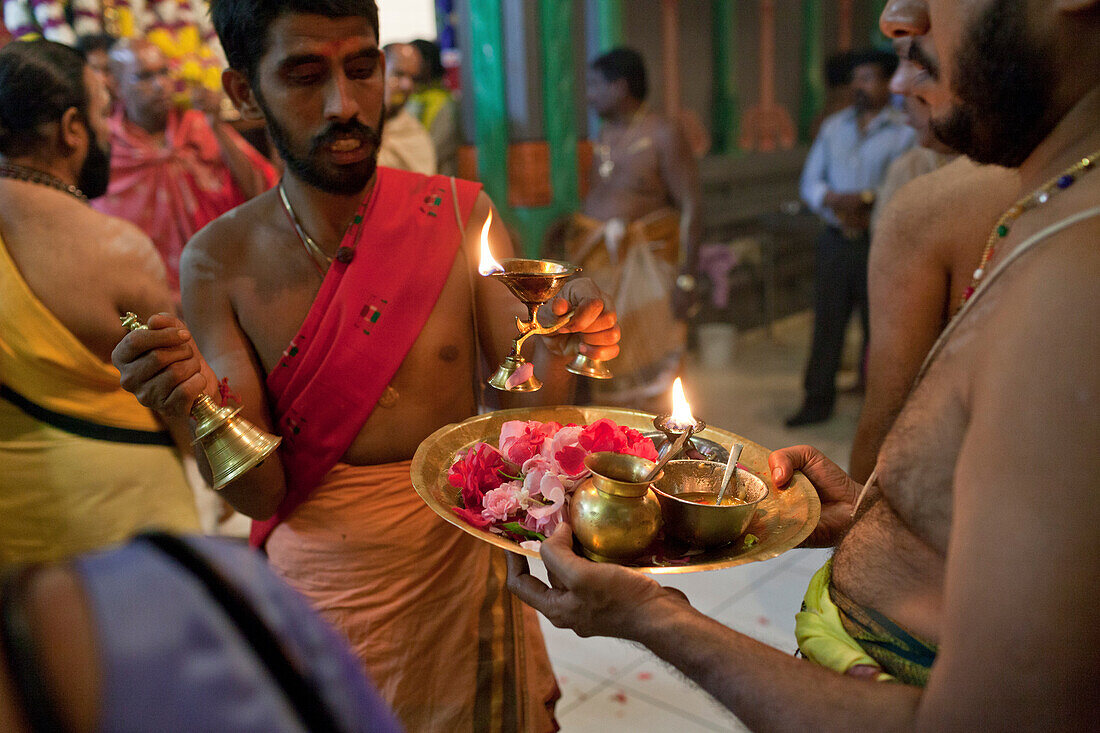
[478,211,504,275]
[669,377,696,430]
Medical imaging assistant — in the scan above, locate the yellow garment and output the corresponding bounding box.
[266,461,559,733]
[0,403,199,564]
[0,232,161,431]
[794,559,894,682]
[0,231,198,564]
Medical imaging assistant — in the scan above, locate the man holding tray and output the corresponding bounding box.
[508,0,1100,729]
[111,1,620,730]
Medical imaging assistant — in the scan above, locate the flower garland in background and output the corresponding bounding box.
[3,1,227,107]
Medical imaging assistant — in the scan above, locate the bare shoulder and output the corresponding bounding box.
[978,203,1100,370]
[182,188,281,281]
[876,158,1019,257]
[88,209,168,282]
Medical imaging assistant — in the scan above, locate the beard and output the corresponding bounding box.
[78,127,111,199]
[930,0,1056,167]
[257,92,384,196]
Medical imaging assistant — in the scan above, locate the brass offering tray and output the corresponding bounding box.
[411,406,820,574]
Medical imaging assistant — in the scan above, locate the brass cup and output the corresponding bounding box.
[652,460,769,548]
[569,452,663,562]
[486,259,613,391]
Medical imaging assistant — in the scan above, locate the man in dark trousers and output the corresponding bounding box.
[789,49,914,426]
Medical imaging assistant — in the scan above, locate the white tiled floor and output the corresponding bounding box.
[540,312,862,731]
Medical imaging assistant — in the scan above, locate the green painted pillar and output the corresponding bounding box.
[468,0,510,209]
[870,0,890,49]
[539,0,580,217]
[798,0,824,144]
[710,0,738,154]
[595,0,624,52]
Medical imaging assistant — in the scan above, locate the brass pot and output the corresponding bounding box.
[569,452,663,562]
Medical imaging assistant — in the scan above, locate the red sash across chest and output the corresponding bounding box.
[251,168,482,547]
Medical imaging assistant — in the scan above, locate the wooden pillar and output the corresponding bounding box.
[838,0,853,51]
[798,0,824,144]
[539,0,580,215]
[660,0,681,117]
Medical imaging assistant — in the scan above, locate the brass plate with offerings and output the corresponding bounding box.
[410,406,820,574]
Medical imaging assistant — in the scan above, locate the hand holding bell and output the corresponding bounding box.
[119,313,281,489]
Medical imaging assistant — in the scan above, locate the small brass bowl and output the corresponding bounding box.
[652,460,768,548]
[569,452,663,562]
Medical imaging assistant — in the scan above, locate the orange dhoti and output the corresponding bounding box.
[266,461,559,733]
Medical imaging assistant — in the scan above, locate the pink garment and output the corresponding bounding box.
[93,109,277,290]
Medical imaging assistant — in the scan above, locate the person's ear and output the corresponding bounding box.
[222,68,264,121]
[58,106,86,154]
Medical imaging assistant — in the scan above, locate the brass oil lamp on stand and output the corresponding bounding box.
[478,213,612,392]
[120,313,282,489]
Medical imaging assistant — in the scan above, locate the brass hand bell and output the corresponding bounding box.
[120,313,282,489]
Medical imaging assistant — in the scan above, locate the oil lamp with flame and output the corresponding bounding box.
[479,213,613,391]
[652,377,706,462]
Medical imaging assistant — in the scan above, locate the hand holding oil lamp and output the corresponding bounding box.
[120,313,282,489]
[478,213,613,392]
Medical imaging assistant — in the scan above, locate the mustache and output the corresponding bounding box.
[310,120,382,153]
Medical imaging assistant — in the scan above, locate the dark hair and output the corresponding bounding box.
[75,32,118,56]
[209,0,380,83]
[409,39,443,82]
[0,40,89,158]
[849,48,899,80]
[824,49,858,88]
[590,47,647,101]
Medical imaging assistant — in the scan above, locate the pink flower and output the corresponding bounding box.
[448,443,506,510]
[545,424,588,477]
[526,482,566,535]
[499,420,563,465]
[481,481,524,521]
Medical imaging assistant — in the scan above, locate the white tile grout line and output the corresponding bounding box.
[552,658,734,732]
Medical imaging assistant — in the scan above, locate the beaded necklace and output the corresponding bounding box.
[0,163,88,203]
[961,148,1099,307]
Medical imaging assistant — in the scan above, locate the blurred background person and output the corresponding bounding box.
[378,42,436,175]
[92,39,277,301]
[788,48,914,427]
[406,38,460,176]
[551,46,700,413]
[0,40,199,564]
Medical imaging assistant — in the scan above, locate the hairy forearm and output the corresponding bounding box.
[629,595,923,733]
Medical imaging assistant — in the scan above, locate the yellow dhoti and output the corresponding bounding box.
[0,233,198,564]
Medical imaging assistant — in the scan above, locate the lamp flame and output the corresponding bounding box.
[478,211,504,275]
[669,377,696,430]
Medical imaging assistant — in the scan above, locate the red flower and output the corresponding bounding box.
[448,443,506,509]
[500,420,563,464]
[578,418,629,454]
[452,506,492,530]
[554,444,588,476]
[579,419,658,461]
[622,428,659,461]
